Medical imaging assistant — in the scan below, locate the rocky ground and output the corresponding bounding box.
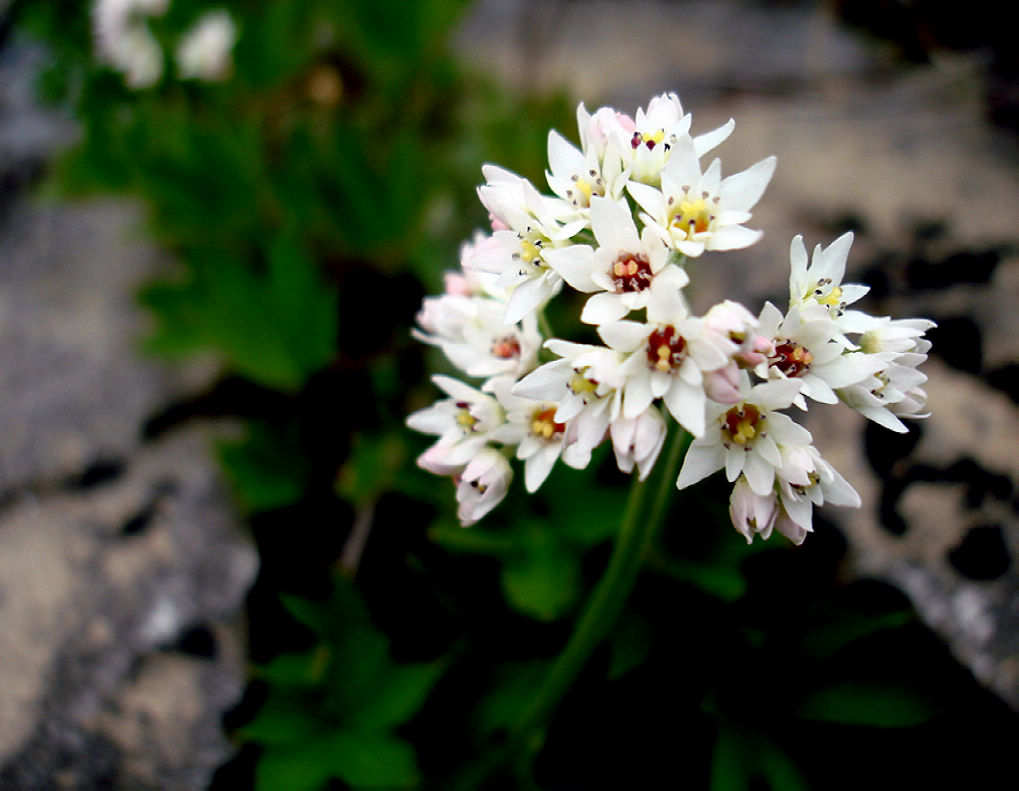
[0,0,1015,787]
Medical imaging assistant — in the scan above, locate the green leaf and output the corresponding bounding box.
[218,421,309,512]
[428,523,520,557]
[710,721,750,791]
[356,660,445,731]
[500,527,581,621]
[337,432,409,507]
[800,610,914,661]
[329,730,420,788]
[255,729,420,790]
[607,614,654,680]
[798,681,941,727]
[140,232,336,391]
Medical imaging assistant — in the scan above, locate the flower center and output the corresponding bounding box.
[569,369,599,397]
[631,129,669,151]
[723,403,762,447]
[511,228,550,275]
[611,253,654,293]
[645,325,687,373]
[455,401,479,432]
[565,169,605,208]
[770,341,813,378]
[806,278,845,315]
[530,407,565,440]
[491,335,521,359]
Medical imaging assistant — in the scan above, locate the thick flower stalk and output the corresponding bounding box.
[408,90,934,545]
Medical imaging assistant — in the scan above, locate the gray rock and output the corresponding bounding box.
[0,34,255,788]
[0,428,258,789]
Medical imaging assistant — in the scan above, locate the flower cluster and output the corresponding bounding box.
[92,1,238,88]
[408,93,934,541]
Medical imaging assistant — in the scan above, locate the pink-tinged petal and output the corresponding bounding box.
[663,380,706,436]
[582,292,630,325]
[743,452,775,496]
[778,499,813,536]
[693,118,735,157]
[719,156,776,213]
[706,224,764,252]
[544,245,600,292]
[599,320,649,353]
[676,440,725,489]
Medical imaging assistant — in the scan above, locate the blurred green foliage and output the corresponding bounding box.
[14,0,1015,788]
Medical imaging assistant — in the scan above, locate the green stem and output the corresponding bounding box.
[470,421,690,782]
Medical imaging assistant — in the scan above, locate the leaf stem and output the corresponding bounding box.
[476,421,691,779]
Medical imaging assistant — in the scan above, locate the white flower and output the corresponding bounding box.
[414,296,541,383]
[835,315,935,432]
[475,166,586,324]
[611,406,667,481]
[406,375,505,472]
[455,449,513,526]
[92,0,169,88]
[543,196,688,325]
[489,378,588,493]
[676,378,809,495]
[598,272,735,436]
[728,476,780,543]
[176,10,238,82]
[756,302,883,408]
[513,339,628,466]
[545,127,627,211]
[772,444,861,543]
[787,232,869,319]
[628,145,776,257]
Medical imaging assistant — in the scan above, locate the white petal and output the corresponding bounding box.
[676,440,724,489]
[705,224,764,252]
[693,118,735,157]
[599,320,649,353]
[663,380,705,436]
[582,292,630,325]
[543,245,600,293]
[743,452,775,496]
[718,156,776,213]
